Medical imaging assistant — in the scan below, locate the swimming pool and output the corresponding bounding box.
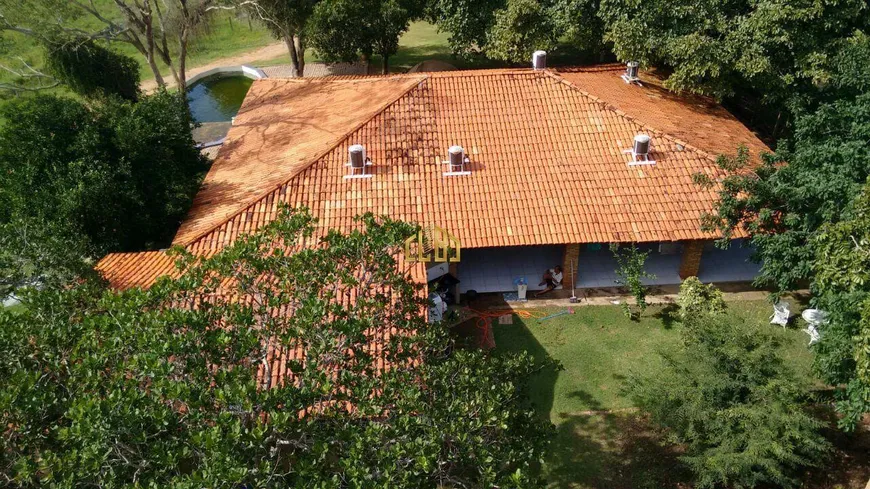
[187,73,254,123]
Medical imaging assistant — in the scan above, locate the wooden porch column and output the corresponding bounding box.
[562,243,581,287]
[679,240,705,279]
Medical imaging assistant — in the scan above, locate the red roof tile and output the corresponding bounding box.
[99,66,760,287]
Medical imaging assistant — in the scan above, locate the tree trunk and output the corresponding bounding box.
[382,53,389,75]
[283,34,301,77]
[294,35,305,77]
[145,53,166,88]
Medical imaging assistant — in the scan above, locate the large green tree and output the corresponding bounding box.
[0,0,217,91]
[308,0,419,73]
[698,35,870,428]
[812,181,870,430]
[698,91,870,293]
[627,312,830,488]
[598,0,869,106]
[427,0,605,63]
[0,208,554,487]
[44,38,140,101]
[233,0,318,77]
[0,92,207,256]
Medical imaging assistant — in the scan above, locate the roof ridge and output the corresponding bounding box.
[177,75,430,248]
[544,70,719,162]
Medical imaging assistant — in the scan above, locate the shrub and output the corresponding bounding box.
[45,38,140,101]
[627,314,830,488]
[611,243,655,318]
[676,277,727,321]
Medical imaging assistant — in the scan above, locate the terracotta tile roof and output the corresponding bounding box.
[554,64,770,158]
[95,251,180,290]
[174,75,426,244]
[99,66,758,287]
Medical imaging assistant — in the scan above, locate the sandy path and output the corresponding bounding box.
[141,41,287,91]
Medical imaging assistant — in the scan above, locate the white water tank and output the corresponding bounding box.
[532,50,547,70]
[633,134,650,156]
[349,144,366,168]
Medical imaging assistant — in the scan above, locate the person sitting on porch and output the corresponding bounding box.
[536,266,563,296]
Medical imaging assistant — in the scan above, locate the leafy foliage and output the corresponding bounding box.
[0,217,99,300]
[0,92,207,255]
[811,181,870,430]
[483,0,557,63]
[627,313,830,488]
[427,0,604,63]
[610,243,655,317]
[699,91,870,292]
[309,0,417,73]
[676,277,726,321]
[598,0,869,104]
[0,207,554,487]
[44,38,140,101]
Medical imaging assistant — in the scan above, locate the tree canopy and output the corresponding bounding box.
[597,0,868,104]
[309,0,418,73]
[627,312,830,488]
[0,92,207,256]
[811,181,870,430]
[427,0,604,63]
[0,208,554,487]
[44,38,140,101]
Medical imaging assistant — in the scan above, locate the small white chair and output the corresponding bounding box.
[770,301,791,327]
[801,309,828,345]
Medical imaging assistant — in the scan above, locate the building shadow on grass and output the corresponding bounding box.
[548,393,691,489]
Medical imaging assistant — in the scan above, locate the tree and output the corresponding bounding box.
[232,0,317,77]
[610,243,655,318]
[308,0,417,73]
[0,217,99,301]
[811,181,870,430]
[427,0,605,63]
[0,207,554,487]
[697,91,870,293]
[0,0,217,92]
[0,92,207,256]
[45,38,140,101]
[627,313,830,489]
[598,0,869,107]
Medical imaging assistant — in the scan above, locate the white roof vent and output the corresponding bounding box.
[443,145,471,176]
[532,50,547,70]
[344,144,373,179]
[621,61,641,84]
[623,134,656,166]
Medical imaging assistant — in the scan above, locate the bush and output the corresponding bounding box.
[611,243,655,318]
[627,314,830,488]
[0,92,207,255]
[45,39,140,101]
[676,277,726,321]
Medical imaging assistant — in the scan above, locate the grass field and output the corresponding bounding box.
[492,300,869,489]
[0,2,275,89]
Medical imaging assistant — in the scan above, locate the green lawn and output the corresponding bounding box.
[0,2,275,89]
[492,300,821,489]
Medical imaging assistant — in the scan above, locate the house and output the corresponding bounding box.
[96,59,768,295]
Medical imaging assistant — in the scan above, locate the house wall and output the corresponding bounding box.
[679,240,705,279]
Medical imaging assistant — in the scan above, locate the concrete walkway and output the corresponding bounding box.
[467,283,810,310]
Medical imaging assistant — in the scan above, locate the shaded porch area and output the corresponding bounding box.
[458,246,564,294]
[575,239,760,288]
[454,240,761,295]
